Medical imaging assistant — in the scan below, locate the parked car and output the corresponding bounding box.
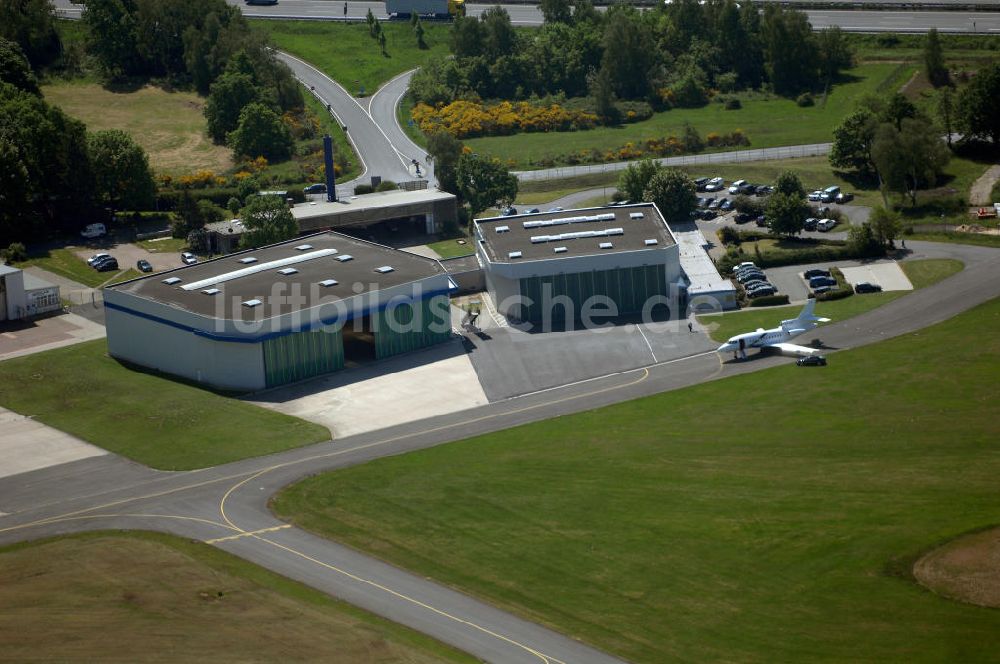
[812,285,833,295]
[740,183,758,195]
[705,177,725,192]
[737,273,767,285]
[719,198,734,211]
[525,207,540,214]
[742,279,770,291]
[816,206,831,217]
[835,192,854,204]
[548,206,565,212]
[817,218,838,232]
[694,177,709,191]
[808,190,823,202]
[754,185,773,197]
[755,216,769,227]
[696,197,707,208]
[94,257,119,272]
[81,223,107,239]
[700,209,717,220]
[734,212,752,224]
[731,261,757,274]
[708,198,722,210]
[803,217,819,231]
[820,185,840,203]
[747,286,776,298]
[87,252,111,266]
[136,259,153,273]
[796,355,827,366]
[734,263,762,275]
[803,268,831,279]
[181,251,198,265]
[854,282,883,294]
[809,275,837,288]
[728,179,746,195]
[303,183,327,194]
[500,206,518,216]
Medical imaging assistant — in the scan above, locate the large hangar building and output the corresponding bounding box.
[104,232,454,391]
[474,204,685,322]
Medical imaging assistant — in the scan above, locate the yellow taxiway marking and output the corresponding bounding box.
[205,524,290,544]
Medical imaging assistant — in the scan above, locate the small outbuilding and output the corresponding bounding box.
[0,265,61,321]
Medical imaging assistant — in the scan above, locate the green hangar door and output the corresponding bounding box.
[517,264,668,322]
[262,327,345,388]
[372,294,452,359]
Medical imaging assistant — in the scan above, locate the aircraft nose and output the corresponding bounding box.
[717,342,734,353]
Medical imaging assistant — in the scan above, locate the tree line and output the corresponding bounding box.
[410,0,853,123]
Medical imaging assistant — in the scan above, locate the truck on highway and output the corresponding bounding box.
[385,0,465,19]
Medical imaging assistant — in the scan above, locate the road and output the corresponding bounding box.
[3,239,1000,662]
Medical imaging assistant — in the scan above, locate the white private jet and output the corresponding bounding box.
[717,299,831,359]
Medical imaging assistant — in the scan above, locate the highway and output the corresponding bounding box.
[3,240,1000,662]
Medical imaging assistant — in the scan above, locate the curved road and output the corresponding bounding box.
[3,240,1000,662]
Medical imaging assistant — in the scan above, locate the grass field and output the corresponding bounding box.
[274,295,1000,663]
[908,231,1000,248]
[0,532,473,663]
[42,82,232,175]
[15,248,131,288]
[698,258,963,342]
[136,237,187,253]
[255,20,451,95]
[426,237,475,259]
[0,340,329,470]
[463,62,915,169]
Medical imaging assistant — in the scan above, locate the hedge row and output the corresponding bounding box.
[748,294,790,307]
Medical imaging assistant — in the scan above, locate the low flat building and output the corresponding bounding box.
[207,189,458,255]
[475,204,683,322]
[104,232,454,391]
[0,265,61,321]
[672,227,738,312]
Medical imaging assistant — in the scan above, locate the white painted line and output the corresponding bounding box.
[636,324,658,363]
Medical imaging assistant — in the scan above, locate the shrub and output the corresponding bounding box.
[796,93,814,107]
[354,184,375,195]
[411,100,598,139]
[816,288,853,302]
[748,294,790,307]
[375,180,399,192]
[724,98,742,110]
[2,242,27,263]
[718,226,740,245]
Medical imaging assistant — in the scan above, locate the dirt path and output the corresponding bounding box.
[969,164,1000,206]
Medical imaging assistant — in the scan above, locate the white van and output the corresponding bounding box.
[820,186,840,203]
[80,223,107,239]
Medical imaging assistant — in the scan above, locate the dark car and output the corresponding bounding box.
[734,212,752,224]
[740,183,757,195]
[835,192,854,204]
[525,207,540,214]
[708,198,722,210]
[742,279,770,291]
[737,271,766,284]
[809,275,838,289]
[94,257,119,272]
[755,185,773,197]
[755,216,769,227]
[694,177,709,191]
[719,198,734,211]
[747,286,777,298]
[854,282,883,294]
[500,206,518,216]
[803,268,831,279]
[735,265,764,277]
[796,355,827,366]
[136,259,153,273]
[700,209,717,220]
[697,197,708,208]
[803,217,819,231]
[303,183,327,194]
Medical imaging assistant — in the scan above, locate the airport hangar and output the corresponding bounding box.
[103,231,454,392]
[475,203,732,322]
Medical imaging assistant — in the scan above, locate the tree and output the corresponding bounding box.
[171,191,205,238]
[774,170,806,199]
[957,62,1000,146]
[765,192,810,236]
[480,6,518,60]
[426,130,464,196]
[413,16,427,50]
[540,0,573,25]
[450,15,484,59]
[829,108,879,178]
[227,102,294,161]
[617,159,662,203]
[455,153,518,220]
[0,38,39,95]
[600,6,655,100]
[588,67,619,124]
[83,0,142,78]
[868,206,902,248]
[205,70,261,142]
[0,0,62,69]
[880,93,918,131]
[643,169,696,222]
[760,5,818,96]
[872,118,950,206]
[923,28,948,88]
[88,129,156,210]
[846,222,882,257]
[816,26,852,85]
[938,86,955,148]
[239,194,298,249]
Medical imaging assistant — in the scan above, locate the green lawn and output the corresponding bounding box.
[0,340,329,470]
[908,231,1000,248]
[254,20,451,95]
[0,532,473,663]
[464,63,915,169]
[15,248,127,288]
[425,236,475,259]
[136,237,187,253]
[274,296,1000,664]
[698,258,963,342]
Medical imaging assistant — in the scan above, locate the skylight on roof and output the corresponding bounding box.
[496,225,510,233]
[238,257,258,264]
[644,239,658,246]
[202,288,220,295]
[162,277,181,285]
[319,279,338,287]
[242,299,262,308]
[294,244,314,251]
[335,255,353,262]
[599,242,614,249]
[554,247,568,253]
[630,212,645,219]
[374,266,394,274]
[508,251,522,259]
[277,267,298,275]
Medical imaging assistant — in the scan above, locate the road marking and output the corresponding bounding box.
[635,324,658,363]
[205,524,290,544]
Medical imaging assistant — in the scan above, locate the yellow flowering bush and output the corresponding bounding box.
[412,100,598,138]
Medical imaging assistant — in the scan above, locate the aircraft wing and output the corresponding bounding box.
[768,342,820,357]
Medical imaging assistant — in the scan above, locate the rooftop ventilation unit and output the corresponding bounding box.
[554,247,568,254]
[294,244,314,251]
[529,228,624,243]
[630,212,645,219]
[599,242,614,249]
[318,279,338,287]
[508,251,522,259]
[162,277,181,285]
[522,212,617,229]
[238,257,258,264]
[374,266,394,274]
[182,248,339,292]
[495,225,510,233]
[277,267,298,275]
[202,288,220,295]
[644,239,658,246]
[336,254,353,262]
[242,299,262,308]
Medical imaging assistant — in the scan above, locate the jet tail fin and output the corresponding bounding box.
[781,299,831,329]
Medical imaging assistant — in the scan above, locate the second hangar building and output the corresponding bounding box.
[475,204,685,322]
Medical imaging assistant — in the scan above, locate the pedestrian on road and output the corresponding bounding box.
[343,2,347,17]
[687,321,693,333]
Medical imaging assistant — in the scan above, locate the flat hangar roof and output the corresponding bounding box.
[107,232,446,322]
[475,204,676,263]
